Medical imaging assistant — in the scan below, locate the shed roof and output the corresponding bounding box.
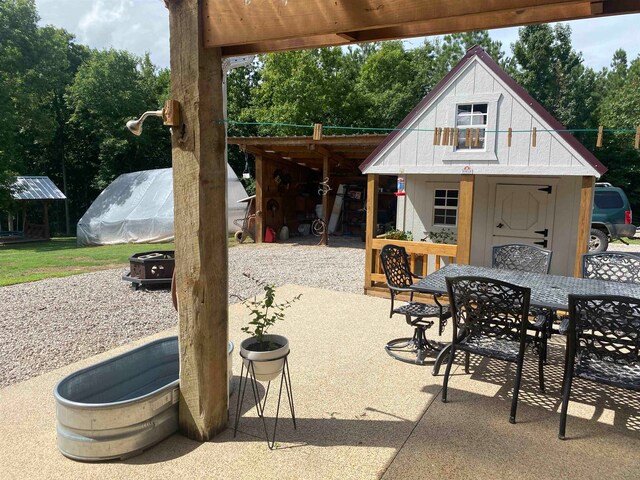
[228,135,387,174]
[359,45,607,176]
[12,176,66,201]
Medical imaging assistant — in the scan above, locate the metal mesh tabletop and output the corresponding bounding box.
[411,264,640,311]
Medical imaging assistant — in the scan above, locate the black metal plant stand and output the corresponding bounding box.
[233,350,296,449]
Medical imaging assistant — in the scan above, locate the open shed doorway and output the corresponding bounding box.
[228,135,398,245]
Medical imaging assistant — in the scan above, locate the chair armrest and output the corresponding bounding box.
[389,286,417,294]
[411,272,424,280]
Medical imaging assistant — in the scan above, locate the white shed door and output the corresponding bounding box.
[493,184,554,248]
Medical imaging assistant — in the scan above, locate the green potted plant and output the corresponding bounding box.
[240,275,301,382]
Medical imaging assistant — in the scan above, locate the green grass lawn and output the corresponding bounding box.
[0,236,237,287]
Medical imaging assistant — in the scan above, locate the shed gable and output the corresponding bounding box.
[360,46,605,178]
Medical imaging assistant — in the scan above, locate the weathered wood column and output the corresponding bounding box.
[254,154,264,243]
[167,0,228,441]
[364,174,379,292]
[457,175,475,264]
[321,154,330,246]
[574,176,595,277]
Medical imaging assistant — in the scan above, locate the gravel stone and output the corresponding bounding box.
[0,237,364,387]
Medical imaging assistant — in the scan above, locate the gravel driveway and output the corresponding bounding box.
[0,238,365,388]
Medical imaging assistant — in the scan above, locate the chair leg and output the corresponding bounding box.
[389,293,395,318]
[559,361,575,440]
[441,346,457,403]
[509,357,525,424]
[538,346,545,393]
[464,352,470,374]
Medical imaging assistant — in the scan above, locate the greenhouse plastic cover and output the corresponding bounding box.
[77,166,248,246]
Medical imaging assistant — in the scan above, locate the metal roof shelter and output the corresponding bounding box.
[4,176,66,242]
[12,176,66,201]
[163,0,640,440]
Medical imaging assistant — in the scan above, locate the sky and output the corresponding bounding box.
[35,0,640,71]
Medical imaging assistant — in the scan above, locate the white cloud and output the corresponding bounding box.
[35,0,170,67]
[35,2,639,71]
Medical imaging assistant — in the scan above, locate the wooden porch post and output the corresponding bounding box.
[255,154,264,243]
[364,174,379,292]
[457,175,475,264]
[321,154,330,246]
[167,0,228,441]
[42,201,50,239]
[574,176,595,277]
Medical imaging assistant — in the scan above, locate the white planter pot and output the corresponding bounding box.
[240,334,289,382]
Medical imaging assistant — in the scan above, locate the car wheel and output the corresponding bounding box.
[589,228,608,253]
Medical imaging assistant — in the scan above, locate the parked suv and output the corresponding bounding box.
[590,183,636,252]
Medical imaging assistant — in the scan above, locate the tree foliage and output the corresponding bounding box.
[0,0,169,229]
[2,0,640,229]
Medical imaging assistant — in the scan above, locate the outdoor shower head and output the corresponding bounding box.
[126,110,163,136]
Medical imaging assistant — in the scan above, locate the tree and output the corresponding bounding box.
[65,50,171,220]
[248,48,363,136]
[508,24,597,130]
[597,53,640,210]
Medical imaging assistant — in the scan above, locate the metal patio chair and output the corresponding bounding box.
[559,294,640,439]
[582,252,640,284]
[492,244,553,368]
[443,276,539,424]
[379,244,451,365]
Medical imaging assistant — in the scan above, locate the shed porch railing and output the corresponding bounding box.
[365,238,457,299]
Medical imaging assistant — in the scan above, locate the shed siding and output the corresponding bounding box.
[399,174,582,276]
[365,58,598,177]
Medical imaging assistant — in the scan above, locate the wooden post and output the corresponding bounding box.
[574,176,595,277]
[321,155,330,246]
[456,175,475,264]
[167,0,228,441]
[254,154,264,243]
[42,201,50,239]
[364,174,379,292]
[313,123,323,141]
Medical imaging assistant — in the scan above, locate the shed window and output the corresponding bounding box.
[455,103,487,150]
[433,189,458,226]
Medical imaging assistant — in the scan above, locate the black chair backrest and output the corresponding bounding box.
[492,244,552,274]
[581,252,640,284]
[446,276,531,342]
[568,294,640,366]
[380,244,413,289]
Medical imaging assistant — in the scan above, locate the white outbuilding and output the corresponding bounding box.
[77,165,248,246]
[361,45,606,294]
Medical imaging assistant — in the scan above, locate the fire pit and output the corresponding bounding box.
[122,251,175,289]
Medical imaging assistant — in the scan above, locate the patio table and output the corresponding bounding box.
[410,263,640,375]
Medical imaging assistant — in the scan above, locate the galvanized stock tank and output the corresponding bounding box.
[55,336,234,461]
[54,336,180,461]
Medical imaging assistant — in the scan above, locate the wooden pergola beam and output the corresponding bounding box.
[207,0,640,56]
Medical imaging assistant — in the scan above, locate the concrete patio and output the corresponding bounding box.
[1,285,638,479]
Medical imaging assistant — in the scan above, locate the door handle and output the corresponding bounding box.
[534,239,548,248]
[496,223,504,229]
